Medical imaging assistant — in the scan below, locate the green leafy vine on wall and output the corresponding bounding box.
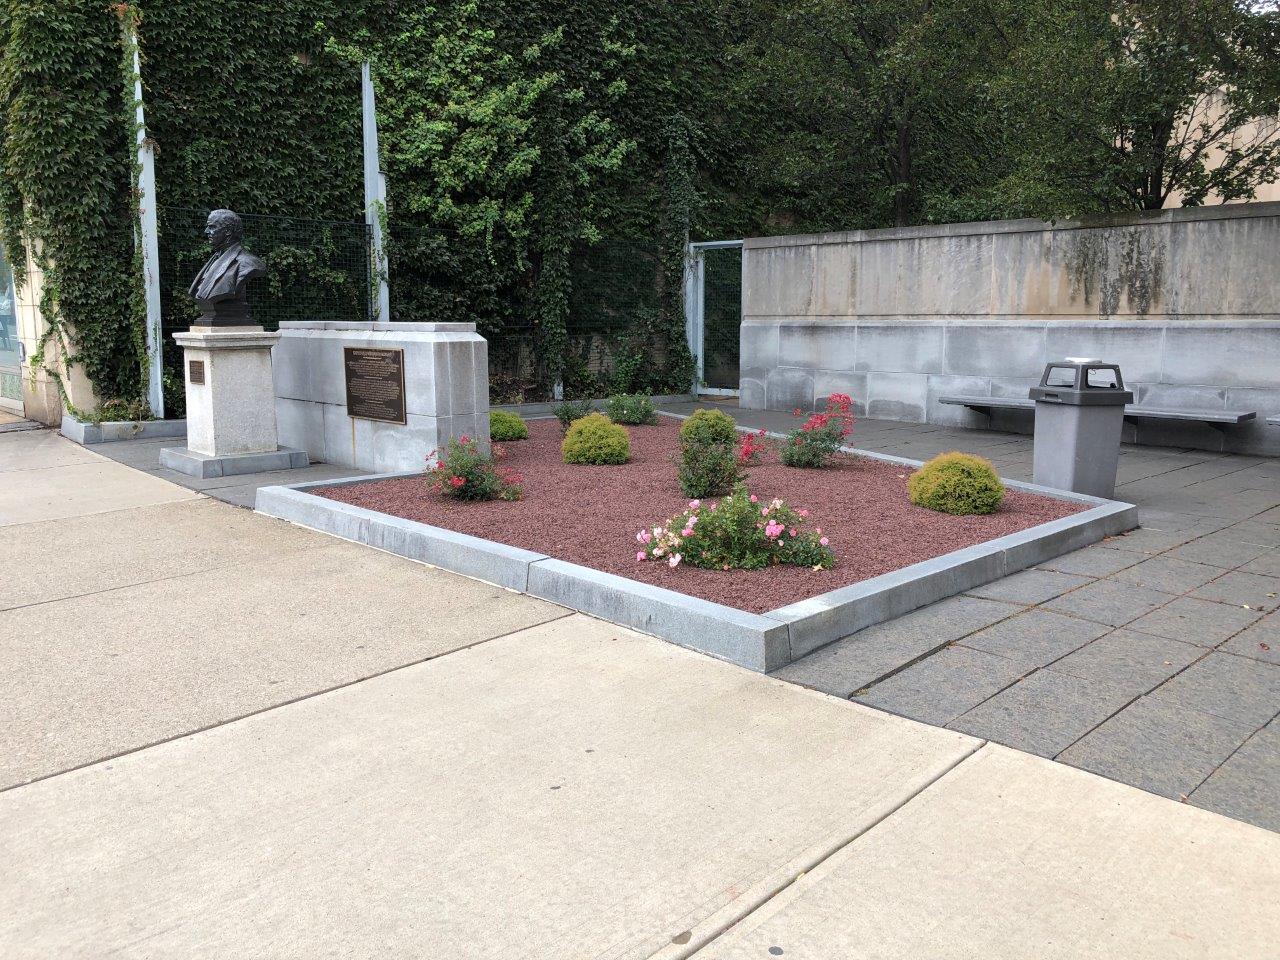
[0,0,148,416]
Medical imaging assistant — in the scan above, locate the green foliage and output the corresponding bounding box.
[908,452,1006,516]
[989,0,1280,214]
[638,483,834,570]
[554,398,595,431]
[0,1,146,410]
[429,435,522,501]
[562,412,630,465]
[489,409,530,441]
[679,408,739,445]
[676,408,743,498]
[780,393,855,469]
[604,393,657,425]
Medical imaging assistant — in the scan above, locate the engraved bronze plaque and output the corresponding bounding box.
[343,346,406,424]
[188,359,205,385]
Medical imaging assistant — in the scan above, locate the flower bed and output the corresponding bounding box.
[316,418,1083,614]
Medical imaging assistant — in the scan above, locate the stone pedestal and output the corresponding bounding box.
[272,321,490,473]
[160,326,307,478]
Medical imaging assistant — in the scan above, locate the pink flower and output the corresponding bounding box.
[668,553,682,568]
[636,530,652,544]
[790,528,797,537]
[459,435,472,444]
[688,499,701,509]
[749,495,758,503]
[681,527,694,537]
[761,508,769,517]
[798,509,809,518]
[636,551,646,562]
[820,537,829,546]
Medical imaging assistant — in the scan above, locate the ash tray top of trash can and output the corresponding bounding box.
[1029,360,1135,405]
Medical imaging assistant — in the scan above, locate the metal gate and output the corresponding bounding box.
[684,240,743,395]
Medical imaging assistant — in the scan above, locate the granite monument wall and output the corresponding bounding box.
[740,202,1280,454]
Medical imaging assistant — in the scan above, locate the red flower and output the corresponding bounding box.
[449,475,465,488]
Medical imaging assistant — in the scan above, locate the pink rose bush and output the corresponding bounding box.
[636,484,835,571]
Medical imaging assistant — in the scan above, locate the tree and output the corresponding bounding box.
[992,0,1280,214]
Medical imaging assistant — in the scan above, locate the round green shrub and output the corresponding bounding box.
[908,452,1006,515]
[562,413,631,465]
[679,408,738,446]
[489,410,529,441]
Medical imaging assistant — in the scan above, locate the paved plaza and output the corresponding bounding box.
[662,403,1280,832]
[2,422,1278,957]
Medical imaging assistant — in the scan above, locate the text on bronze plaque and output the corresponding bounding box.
[343,346,407,424]
[188,360,205,385]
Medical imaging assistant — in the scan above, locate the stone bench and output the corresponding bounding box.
[939,395,1257,430]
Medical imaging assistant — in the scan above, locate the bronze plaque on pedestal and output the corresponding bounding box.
[188,359,205,385]
[343,347,407,424]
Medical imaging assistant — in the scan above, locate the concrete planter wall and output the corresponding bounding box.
[740,203,1280,454]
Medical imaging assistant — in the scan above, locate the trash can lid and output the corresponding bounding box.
[1029,361,1134,406]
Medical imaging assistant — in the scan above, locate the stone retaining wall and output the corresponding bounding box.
[740,203,1280,454]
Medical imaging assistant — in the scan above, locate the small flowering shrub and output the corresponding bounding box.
[554,399,595,432]
[489,410,529,441]
[429,437,522,501]
[604,393,657,425]
[780,393,855,468]
[737,428,771,466]
[636,483,835,571]
[676,408,743,498]
[562,413,631,465]
[908,452,1005,515]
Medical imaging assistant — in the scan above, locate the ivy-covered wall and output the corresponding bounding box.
[0,0,144,413]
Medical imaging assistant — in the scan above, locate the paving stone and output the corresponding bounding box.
[1165,531,1272,569]
[1191,570,1280,613]
[855,647,1030,727]
[1126,596,1262,647]
[771,595,1020,697]
[965,568,1092,605]
[1058,696,1255,801]
[1043,579,1171,627]
[1220,520,1280,548]
[1109,556,1224,595]
[1038,545,1145,578]
[958,609,1110,667]
[1146,652,1280,728]
[1101,526,1204,555]
[949,671,1134,758]
[1047,629,1205,697]
[1239,550,1280,577]
[1220,617,1280,666]
[1189,721,1280,833]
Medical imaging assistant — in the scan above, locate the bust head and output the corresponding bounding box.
[204,209,244,252]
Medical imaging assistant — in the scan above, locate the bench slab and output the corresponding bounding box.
[939,395,1256,425]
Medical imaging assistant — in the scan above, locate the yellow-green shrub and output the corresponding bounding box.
[908,452,1005,515]
[489,410,529,441]
[562,413,630,465]
[678,408,738,446]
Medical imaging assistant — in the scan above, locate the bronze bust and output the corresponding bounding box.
[188,209,267,327]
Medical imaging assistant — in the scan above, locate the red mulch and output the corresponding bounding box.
[317,418,1082,614]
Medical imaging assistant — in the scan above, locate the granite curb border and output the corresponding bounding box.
[60,414,187,445]
[255,445,1136,672]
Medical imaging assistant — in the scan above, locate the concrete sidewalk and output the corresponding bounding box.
[2,427,1278,957]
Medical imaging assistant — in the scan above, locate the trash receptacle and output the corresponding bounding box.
[1030,360,1133,499]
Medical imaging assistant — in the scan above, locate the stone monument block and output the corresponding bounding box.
[272,321,490,473]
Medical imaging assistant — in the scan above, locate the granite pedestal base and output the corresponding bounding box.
[161,326,307,478]
[159,445,308,479]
